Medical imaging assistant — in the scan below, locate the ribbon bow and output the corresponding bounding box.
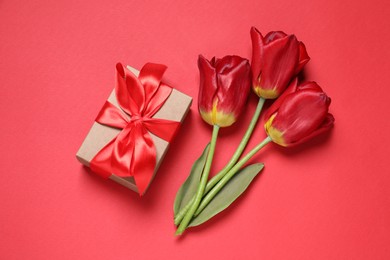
[90,63,180,195]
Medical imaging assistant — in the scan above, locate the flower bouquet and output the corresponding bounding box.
[174,27,334,235]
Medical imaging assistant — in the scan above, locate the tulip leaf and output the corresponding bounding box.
[174,143,210,216]
[189,163,264,227]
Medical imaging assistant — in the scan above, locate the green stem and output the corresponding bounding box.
[205,98,266,192]
[175,125,220,235]
[174,198,193,226]
[194,136,272,217]
[174,98,266,226]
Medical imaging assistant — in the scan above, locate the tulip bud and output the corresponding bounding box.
[198,55,251,127]
[264,80,334,147]
[250,27,310,99]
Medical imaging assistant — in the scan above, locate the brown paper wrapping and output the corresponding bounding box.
[76,65,192,193]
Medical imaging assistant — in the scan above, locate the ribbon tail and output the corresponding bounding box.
[110,127,134,179]
[131,125,157,196]
[90,138,117,179]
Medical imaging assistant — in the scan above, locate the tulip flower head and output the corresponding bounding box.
[198,55,251,127]
[250,27,310,99]
[264,79,334,147]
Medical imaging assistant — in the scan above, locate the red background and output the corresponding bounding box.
[1,0,389,259]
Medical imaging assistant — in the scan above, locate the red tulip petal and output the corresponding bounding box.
[210,56,217,66]
[260,34,300,96]
[215,56,251,121]
[271,89,330,145]
[250,27,264,85]
[265,80,325,121]
[291,113,334,146]
[198,55,218,113]
[264,78,299,120]
[297,81,323,92]
[264,31,288,44]
[295,42,310,74]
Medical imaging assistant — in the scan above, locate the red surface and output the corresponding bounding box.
[1,0,389,259]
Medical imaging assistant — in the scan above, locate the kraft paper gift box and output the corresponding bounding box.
[76,64,192,195]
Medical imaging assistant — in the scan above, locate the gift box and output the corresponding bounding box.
[76,63,192,195]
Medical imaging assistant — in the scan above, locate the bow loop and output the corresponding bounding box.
[139,63,167,111]
[95,101,129,129]
[115,63,145,115]
[142,118,180,142]
[143,83,173,117]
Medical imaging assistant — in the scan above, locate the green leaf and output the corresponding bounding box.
[189,163,264,227]
[173,143,210,216]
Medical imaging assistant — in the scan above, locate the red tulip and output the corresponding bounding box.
[264,79,334,147]
[198,55,251,127]
[250,27,310,99]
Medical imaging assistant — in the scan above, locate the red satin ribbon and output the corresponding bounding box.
[90,63,180,195]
